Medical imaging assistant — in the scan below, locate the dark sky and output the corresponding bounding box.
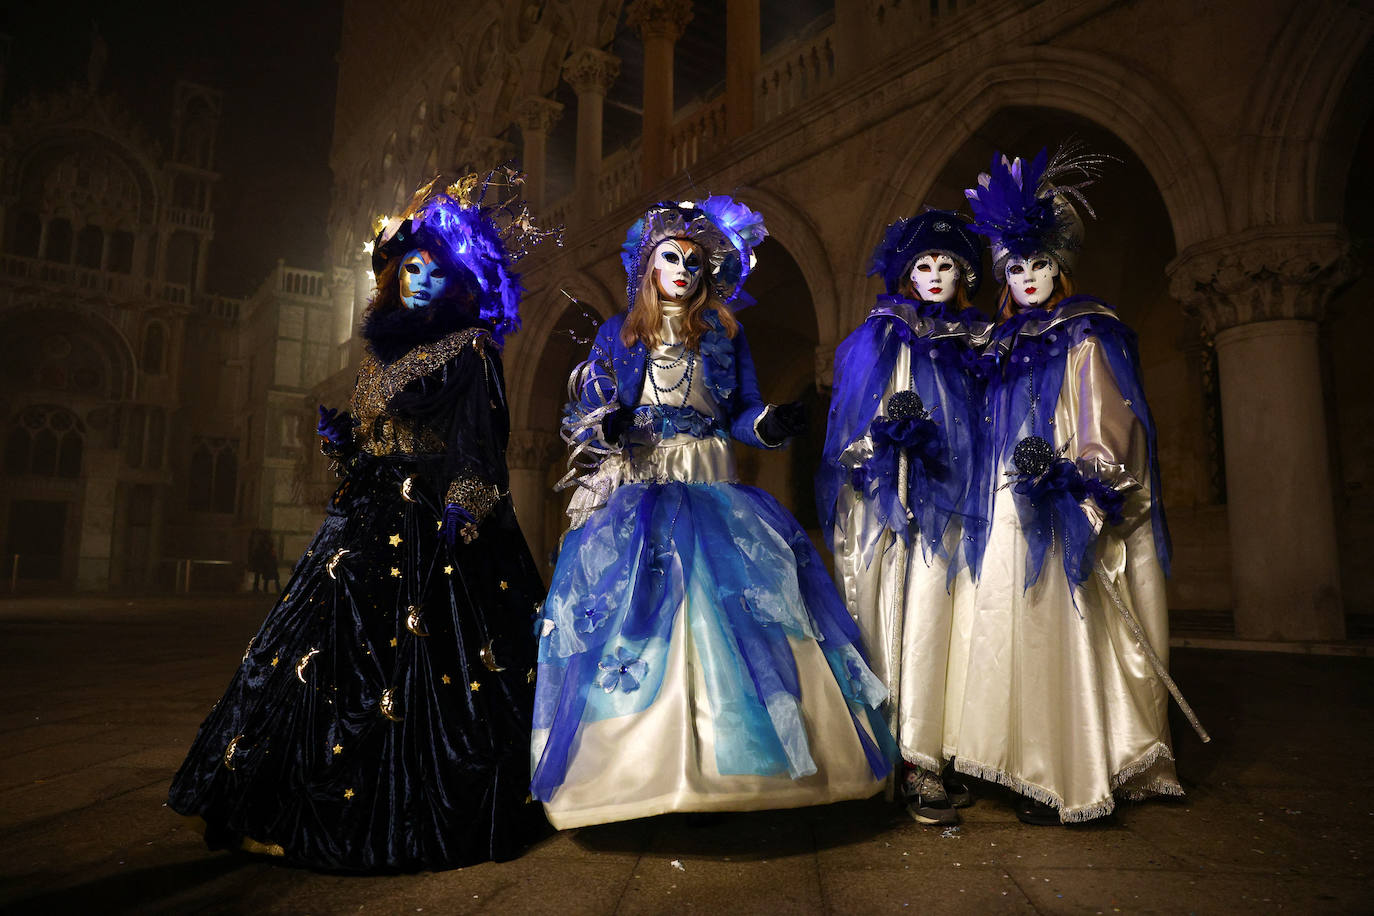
[1,0,342,297]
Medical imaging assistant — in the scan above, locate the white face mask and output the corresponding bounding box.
[651,238,703,301]
[1005,254,1060,309]
[908,252,961,304]
[399,248,450,309]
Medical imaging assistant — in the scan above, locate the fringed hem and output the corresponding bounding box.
[954,740,1184,824]
[953,755,1073,814]
[1109,741,1180,793]
[901,749,945,773]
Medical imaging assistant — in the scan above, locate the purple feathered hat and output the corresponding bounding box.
[371,169,560,345]
[619,195,768,310]
[964,142,1109,283]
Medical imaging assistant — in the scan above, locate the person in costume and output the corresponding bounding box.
[531,197,893,829]
[816,210,989,825]
[168,172,555,870]
[950,146,1184,824]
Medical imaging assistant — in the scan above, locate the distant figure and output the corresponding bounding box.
[246,531,271,593]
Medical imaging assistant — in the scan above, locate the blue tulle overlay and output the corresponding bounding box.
[817,297,988,581]
[531,480,893,801]
[976,296,1172,584]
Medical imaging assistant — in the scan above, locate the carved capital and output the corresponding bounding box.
[462,136,515,169]
[514,96,564,136]
[562,48,621,97]
[626,0,694,42]
[1167,224,1356,336]
[507,429,563,470]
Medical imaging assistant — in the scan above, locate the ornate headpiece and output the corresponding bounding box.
[866,209,983,298]
[964,143,1108,283]
[620,195,768,310]
[369,167,561,344]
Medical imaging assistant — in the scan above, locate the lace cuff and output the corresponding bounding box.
[446,473,502,525]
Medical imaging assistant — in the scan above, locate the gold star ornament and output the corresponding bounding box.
[443,565,454,575]
[389,567,401,578]
[388,533,402,547]
[441,674,451,685]
[344,788,355,799]
[499,580,509,590]
[469,680,481,692]
[332,743,343,755]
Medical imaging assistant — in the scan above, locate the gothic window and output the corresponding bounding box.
[11,212,40,257]
[142,322,166,375]
[45,218,73,262]
[75,224,103,269]
[188,437,238,513]
[4,406,84,478]
[108,231,135,274]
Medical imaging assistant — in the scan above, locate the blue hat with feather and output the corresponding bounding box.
[620,195,768,310]
[866,209,983,298]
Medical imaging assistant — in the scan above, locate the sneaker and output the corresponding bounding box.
[904,768,960,826]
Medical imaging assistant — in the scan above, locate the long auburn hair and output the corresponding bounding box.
[995,270,1075,323]
[620,253,739,350]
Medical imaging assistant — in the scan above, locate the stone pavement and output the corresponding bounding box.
[0,595,1370,915]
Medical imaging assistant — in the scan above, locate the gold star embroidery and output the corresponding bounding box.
[443,565,454,575]
[469,680,481,692]
[389,637,398,648]
[389,567,401,578]
[436,519,444,531]
[499,580,508,590]
[332,744,343,755]
[343,788,355,799]
[271,656,280,667]
[441,674,451,684]
[388,533,402,547]
[526,668,536,684]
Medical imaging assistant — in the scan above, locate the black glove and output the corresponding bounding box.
[759,401,808,445]
[602,406,635,445]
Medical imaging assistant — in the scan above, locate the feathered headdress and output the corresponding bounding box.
[866,209,983,297]
[369,167,562,344]
[620,195,768,310]
[964,142,1109,283]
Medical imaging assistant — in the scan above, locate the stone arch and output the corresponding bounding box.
[0,300,138,403]
[506,268,618,430]
[731,184,839,347]
[873,47,1228,287]
[1234,2,1374,226]
[14,129,161,225]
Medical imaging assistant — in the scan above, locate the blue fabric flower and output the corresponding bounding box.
[574,598,610,635]
[596,647,648,694]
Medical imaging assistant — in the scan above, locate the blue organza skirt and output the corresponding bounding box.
[531,439,892,829]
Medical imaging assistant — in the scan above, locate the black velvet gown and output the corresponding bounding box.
[168,306,545,872]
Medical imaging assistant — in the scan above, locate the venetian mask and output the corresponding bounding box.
[399,248,450,309]
[651,238,702,301]
[1005,254,1059,309]
[908,252,961,304]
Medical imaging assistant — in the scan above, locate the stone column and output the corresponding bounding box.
[725,0,760,137]
[1168,225,1353,641]
[506,429,563,570]
[831,0,874,79]
[514,96,565,211]
[627,0,693,189]
[562,48,621,222]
